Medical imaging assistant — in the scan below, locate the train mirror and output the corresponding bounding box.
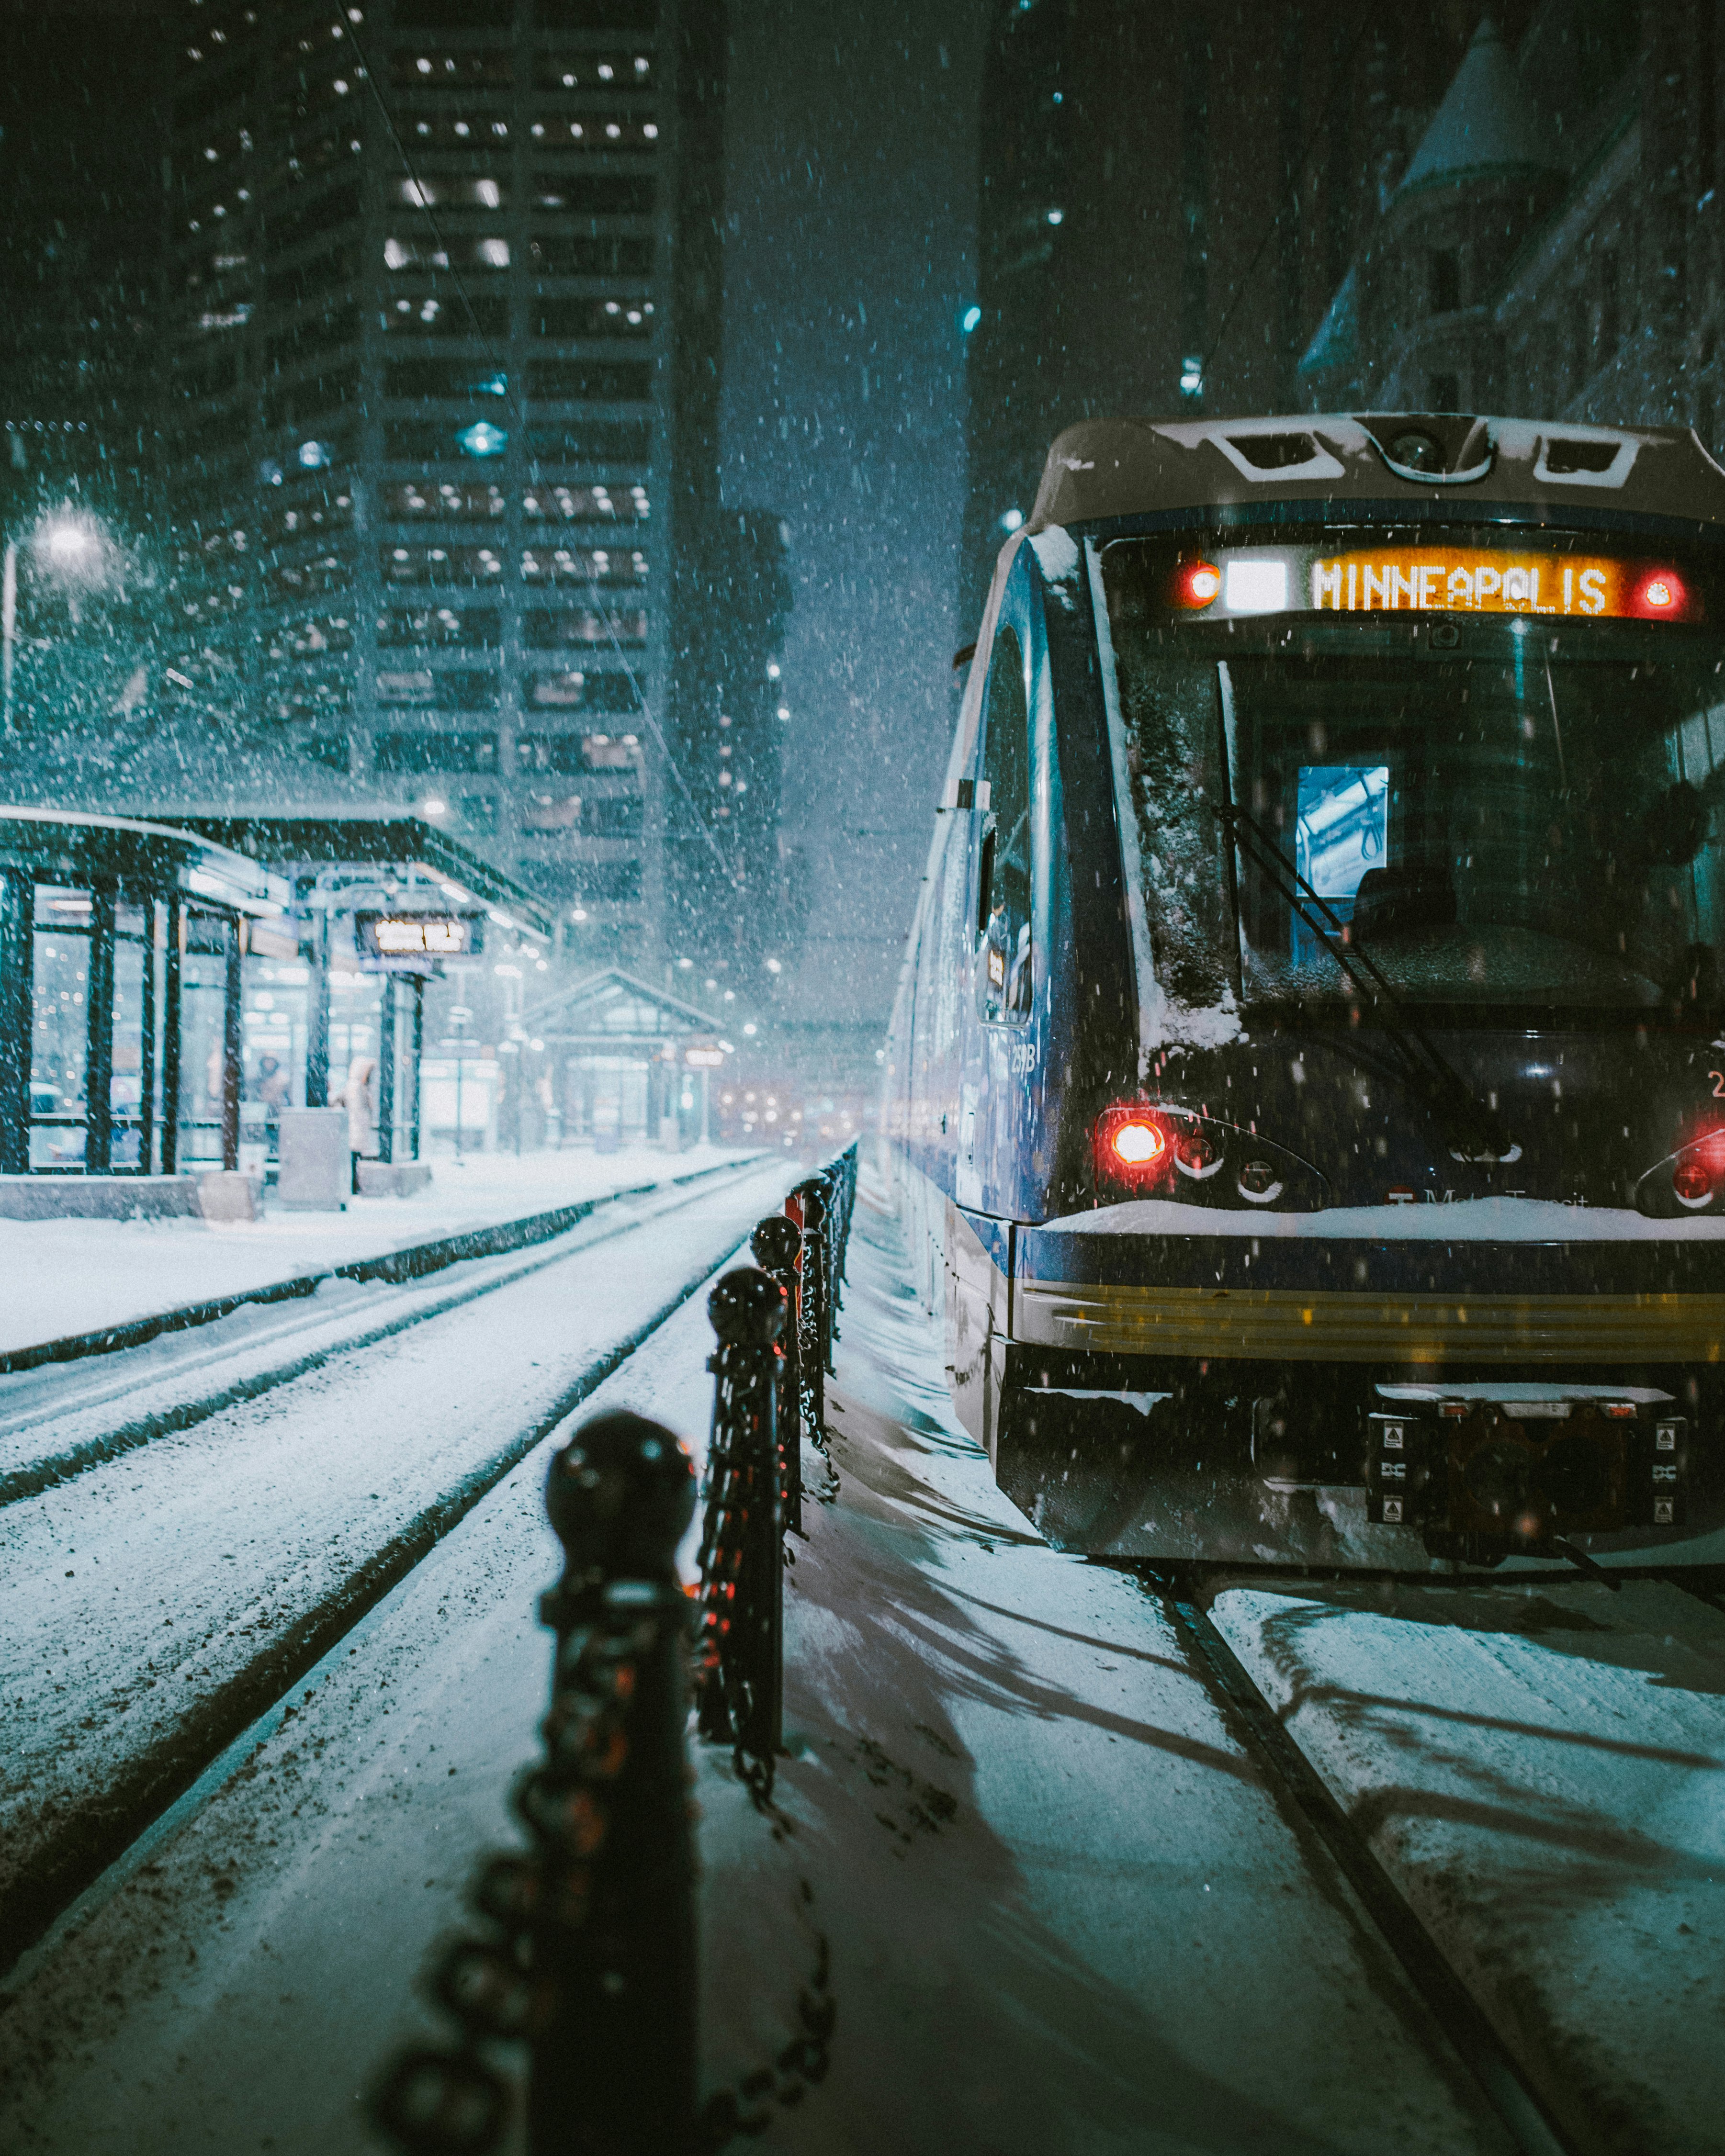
[1641,780,1708,867]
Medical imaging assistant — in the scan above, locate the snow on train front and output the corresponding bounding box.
[888,410,1725,1574]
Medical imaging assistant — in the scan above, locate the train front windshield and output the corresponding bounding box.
[1099,529,1725,1016]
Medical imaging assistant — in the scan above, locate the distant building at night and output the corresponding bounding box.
[1300,8,1725,457]
[0,0,169,737]
[666,505,792,974]
[160,0,731,973]
[959,1,1536,627]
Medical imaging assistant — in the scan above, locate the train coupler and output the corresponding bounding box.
[1365,1384,1688,1543]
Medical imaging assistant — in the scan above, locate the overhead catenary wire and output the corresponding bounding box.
[337,12,740,890]
[1197,2,1378,392]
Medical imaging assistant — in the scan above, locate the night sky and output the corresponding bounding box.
[717,1,985,1029]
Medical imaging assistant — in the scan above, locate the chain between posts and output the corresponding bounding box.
[697,1145,861,1791]
[369,1149,860,2156]
[370,1410,699,2156]
[696,1268,787,1786]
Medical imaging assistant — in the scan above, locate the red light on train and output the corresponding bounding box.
[1111,1118,1166,1166]
[1632,567,1686,617]
[1094,1105,1174,1193]
[1672,1125,1725,1206]
[1173,561,1222,609]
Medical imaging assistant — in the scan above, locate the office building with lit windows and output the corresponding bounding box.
[163,0,726,970]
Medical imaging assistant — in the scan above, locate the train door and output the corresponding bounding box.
[949,604,1037,1453]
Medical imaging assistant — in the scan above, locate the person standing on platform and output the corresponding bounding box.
[334,1055,377,1193]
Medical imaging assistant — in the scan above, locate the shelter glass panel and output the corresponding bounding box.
[30,887,92,1169]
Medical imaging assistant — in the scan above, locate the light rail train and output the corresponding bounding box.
[886,410,1725,1572]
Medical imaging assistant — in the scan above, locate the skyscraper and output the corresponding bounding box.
[164,0,727,973]
[959,2,1538,631]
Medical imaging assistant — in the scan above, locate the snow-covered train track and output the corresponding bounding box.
[0,1156,793,1978]
[1154,1564,1725,2156]
[0,1156,770,1511]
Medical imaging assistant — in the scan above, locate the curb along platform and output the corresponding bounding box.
[0,1148,762,1376]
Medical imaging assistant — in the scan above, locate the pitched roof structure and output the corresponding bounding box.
[1398,16,1565,198]
[521,967,720,1043]
[1297,264,1359,383]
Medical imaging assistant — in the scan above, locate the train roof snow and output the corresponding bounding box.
[1028,413,1725,532]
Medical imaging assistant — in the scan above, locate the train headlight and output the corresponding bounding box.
[1093,1105,1174,1193]
[1223,558,1288,614]
[1173,560,1222,608]
[1632,568,1686,616]
[1173,1126,1224,1179]
[1635,1123,1725,1214]
[1112,1121,1164,1165]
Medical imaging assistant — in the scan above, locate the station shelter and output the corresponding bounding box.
[0,804,548,1181]
[174,813,550,1175]
[0,807,288,1175]
[520,970,727,1152]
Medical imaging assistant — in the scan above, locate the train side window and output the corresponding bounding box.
[976,627,1032,1022]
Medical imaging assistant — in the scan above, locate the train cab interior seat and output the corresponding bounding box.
[1350,863,1458,935]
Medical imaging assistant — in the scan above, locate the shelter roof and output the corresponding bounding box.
[522,968,720,1043]
[0,726,550,932]
[1398,17,1564,197]
[0,805,287,913]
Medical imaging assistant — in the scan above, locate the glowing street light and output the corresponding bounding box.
[3,509,113,732]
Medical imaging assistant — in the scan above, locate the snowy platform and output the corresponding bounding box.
[4,1166,1721,2152]
[0,1144,756,1363]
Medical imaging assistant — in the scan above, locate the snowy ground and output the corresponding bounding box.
[2,1162,1720,2153]
[0,1157,794,1969]
[1206,1575,1725,2156]
[0,1143,756,1357]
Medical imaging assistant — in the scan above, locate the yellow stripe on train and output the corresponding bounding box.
[1013,1281,1725,1364]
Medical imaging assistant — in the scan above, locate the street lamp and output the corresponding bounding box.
[2,509,112,732]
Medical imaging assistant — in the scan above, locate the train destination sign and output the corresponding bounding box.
[1169,546,1702,623]
[356,912,474,957]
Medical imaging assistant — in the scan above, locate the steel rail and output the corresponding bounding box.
[0,1157,768,1509]
[0,1171,786,1978]
[1154,1572,1578,2156]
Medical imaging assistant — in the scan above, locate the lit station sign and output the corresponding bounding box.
[685,1045,726,1068]
[1170,548,1701,623]
[356,912,475,958]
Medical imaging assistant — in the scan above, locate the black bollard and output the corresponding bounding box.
[750,1212,804,1535]
[368,1410,697,2156]
[527,1410,699,2156]
[697,1267,786,1777]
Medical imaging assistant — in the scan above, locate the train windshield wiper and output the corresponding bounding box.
[1213,667,1511,1162]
